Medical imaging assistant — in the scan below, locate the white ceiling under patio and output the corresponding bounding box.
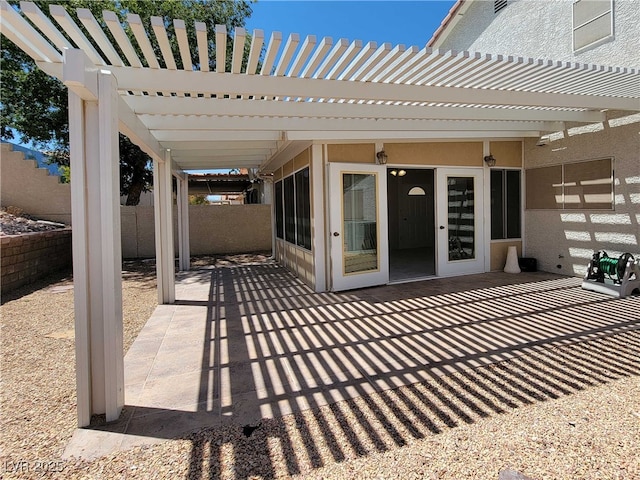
[2,0,639,173]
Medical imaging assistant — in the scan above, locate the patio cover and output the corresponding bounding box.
[2,1,639,427]
[2,1,639,172]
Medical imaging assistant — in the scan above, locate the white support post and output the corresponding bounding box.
[163,151,175,302]
[483,140,492,273]
[98,71,124,421]
[68,89,91,428]
[262,177,273,205]
[65,49,124,426]
[262,177,276,258]
[153,150,176,303]
[153,159,165,304]
[311,144,327,292]
[177,174,184,271]
[176,174,190,271]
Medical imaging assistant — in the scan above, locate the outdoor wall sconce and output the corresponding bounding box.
[484,154,497,167]
[376,150,388,164]
[389,169,406,177]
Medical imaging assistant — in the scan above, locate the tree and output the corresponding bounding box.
[1,0,254,204]
[189,194,210,205]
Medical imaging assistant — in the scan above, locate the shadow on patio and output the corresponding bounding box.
[65,260,640,478]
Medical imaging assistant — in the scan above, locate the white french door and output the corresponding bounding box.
[329,163,389,291]
[436,168,485,277]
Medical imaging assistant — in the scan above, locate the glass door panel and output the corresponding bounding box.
[329,164,388,291]
[343,173,378,274]
[437,168,484,277]
[447,176,476,261]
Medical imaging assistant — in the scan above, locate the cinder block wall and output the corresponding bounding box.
[1,143,72,225]
[121,204,272,258]
[1,229,72,293]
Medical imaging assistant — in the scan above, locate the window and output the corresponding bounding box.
[573,0,613,51]
[275,167,312,250]
[491,170,521,239]
[284,175,296,243]
[295,168,311,249]
[525,158,613,210]
[275,181,284,239]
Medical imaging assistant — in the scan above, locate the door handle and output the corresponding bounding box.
[333,232,340,237]
[439,226,445,230]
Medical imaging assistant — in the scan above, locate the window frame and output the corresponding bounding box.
[274,180,284,239]
[274,166,312,252]
[572,0,614,53]
[490,168,522,240]
[525,157,614,211]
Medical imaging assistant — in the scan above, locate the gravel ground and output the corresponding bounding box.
[0,208,68,236]
[1,256,639,480]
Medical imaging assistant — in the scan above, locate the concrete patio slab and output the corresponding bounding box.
[63,260,640,460]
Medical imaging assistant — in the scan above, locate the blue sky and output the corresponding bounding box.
[245,1,457,49]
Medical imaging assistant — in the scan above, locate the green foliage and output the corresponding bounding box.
[189,194,209,205]
[0,0,254,204]
[58,165,71,184]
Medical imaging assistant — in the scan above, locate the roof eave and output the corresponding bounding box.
[427,0,470,48]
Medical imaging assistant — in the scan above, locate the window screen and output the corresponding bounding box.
[284,176,296,243]
[526,158,613,210]
[275,180,284,239]
[526,165,563,210]
[491,169,521,239]
[573,0,613,51]
[564,158,613,209]
[279,167,313,250]
[295,168,311,250]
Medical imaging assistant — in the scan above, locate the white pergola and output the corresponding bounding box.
[2,1,638,427]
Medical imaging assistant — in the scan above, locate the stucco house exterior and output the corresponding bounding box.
[427,0,640,279]
[269,0,639,291]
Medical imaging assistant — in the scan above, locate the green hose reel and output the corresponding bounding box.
[582,250,640,298]
[586,251,634,283]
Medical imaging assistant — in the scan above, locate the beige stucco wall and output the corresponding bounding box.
[385,142,484,166]
[1,143,72,225]
[524,117,640,276]
[489,141,522,168]
[326,142,485,166]
[328,144,376,163]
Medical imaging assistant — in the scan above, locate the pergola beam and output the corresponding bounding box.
[292,130,542,141]
[123,95,605,123]
[153,130,284,142]
[142,114,564,133]
[108,67,638,111]
[159,140,280,150]
[117,97,165,163]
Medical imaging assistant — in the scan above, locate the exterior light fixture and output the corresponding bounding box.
[398,169,406,177]
[389,169,406,177]
[484,154,497,167]
[376,150,388,164]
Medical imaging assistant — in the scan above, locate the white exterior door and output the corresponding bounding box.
[436,168,485,277]
[329,163,389,291]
